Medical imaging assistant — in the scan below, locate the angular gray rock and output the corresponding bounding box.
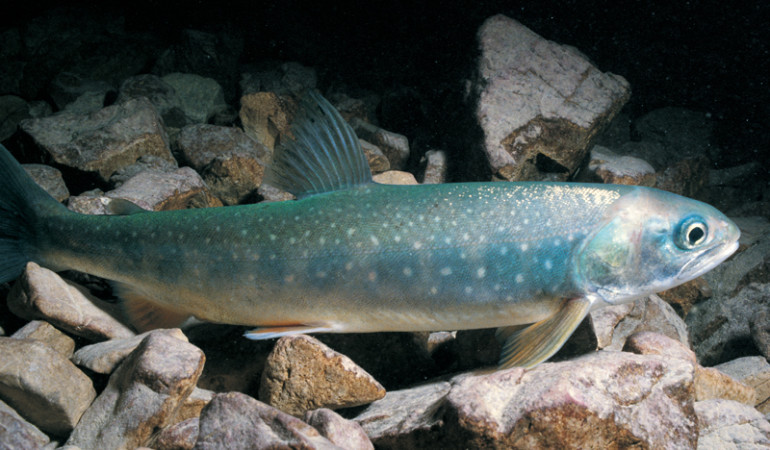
[19,97,174,183]
[23,164,69,202]
[163,72,228,124]
[0,337,96,436]
[696,399,770,449]
[72,329,186,374]
[67,329,205,449]
[472,14,630,181]
[117,74,187,127]
[304,408,374,450]
[8,262,135,341]
[421,149,448,184]
[194,392,340,449]
[586,145,656,186]
[105,167,223,210]
[0,94,30,141]
[259,335,385,416]
[0,398,51,449]
[352,119,410,170]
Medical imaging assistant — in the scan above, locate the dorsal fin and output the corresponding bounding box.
[263,90,372,199]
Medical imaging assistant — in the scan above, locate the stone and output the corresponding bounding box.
[372,170,418,185]
[0,94,30,141]
[49,71,114,112]
[586,145,656,186]
[110,154,180,187]
[696,399,770,449]
[72,329,185,374]
[154,417,199,450]
[354,382,451,448]
[304,408,374,450]
[105,167,222,210]
[0,337,96,436]
[750,309,770,361]
[634,107,716,162]
[162,73,228,124]
[257,183,295,202]
[360,139,391,174]
[590,294,690,351]
[194,392,340,449]
[472,14,630,181]
[0,398,51,449]
[239,91,291,150]
[19,97,174,183]
[177,124,270,205]
[421,149,449,184]
[8,262,135,341]
[23,163,69,202]
[702,219,770,298]
[352,119,410,170]
[117,74,187,128]
[657,277,711,317]
[11,319,76,358]
[694,366,757,405]
[622,331,697,365]
[240,61,317,96]
[176,387,214,423]
[715,357,770,414]
[67,329,205,449]
[687,283,770,366]
[259,335,385,416]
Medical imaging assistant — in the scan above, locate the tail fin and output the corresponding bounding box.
[0,144,67,283]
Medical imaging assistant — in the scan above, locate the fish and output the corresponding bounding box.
[0,90,740,368]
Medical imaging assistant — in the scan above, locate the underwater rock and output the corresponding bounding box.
[352,119,410,170]
[0,398,51,449]
[72,329,186,375]
[586,145,656,186]
[716,357,770,414]
[259,335,385,416]
[117,74,188,128]
[0,94,30,141]
[7,262,135,341]
[105,167,223,211]
[239,91,291,151]
[360,139,391,174]
[472,14,630,181]
[421,149,449,184]
[67,329,204,449]
[177,123,270,205]
[11,319,75,358]
[23,163,70,202]
[154,417,199,450]
[194,392,340,449]
[240,61,318,96]
[694,366,757,405]
[19,97,174,183]
[304,408,374,450]
[372,170,418,185]
[162,73,228,125]
[695,399,770,449]
[49,71,114,113]
[0,337,96,436]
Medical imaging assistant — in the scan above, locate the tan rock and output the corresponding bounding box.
[657,277,710,317]
[352,119,410,170]
[421,149,448,184]
[72,329,187,374]
[304,408,374,450]
[239,91,291,150]
[622,331,697,365]
[154,417,199,450]
[194,392,340,449]
[175,387,214,423]
[715,357,770,413]
[67,329,205,449]
[24,163,69,202]
[259,335,385,416]
[360,139,391,174]
[0,337,96,436]
[11,319,75,358]
[106,168,223,211]
[7,262,135,341]
[695,366,757,405]
[0,398,51,449]
[372,170,418,185]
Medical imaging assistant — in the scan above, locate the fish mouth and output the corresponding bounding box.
[676,239,739,282]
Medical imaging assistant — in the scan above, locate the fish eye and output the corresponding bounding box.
[675,216,708,249]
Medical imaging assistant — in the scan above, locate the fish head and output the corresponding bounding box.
[575,186,740,306]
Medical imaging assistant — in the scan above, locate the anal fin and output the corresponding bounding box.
[245,324,334,340]
[498,297,591,369]
[115,283,190,332]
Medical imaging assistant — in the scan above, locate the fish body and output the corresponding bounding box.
[0,91,740,368]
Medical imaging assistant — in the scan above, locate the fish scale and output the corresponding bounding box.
[0,90,740,368]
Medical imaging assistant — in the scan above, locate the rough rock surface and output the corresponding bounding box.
[239,91,291,150]
[194,392,340,449]
[154,417,199,450]
[716,357,770,414]
[372,170,418,185]
[259,335,385,416]
[421,149,449,184]
[352,119,410,170]
[356,351,697,449]
[304,408,374,450]
[11,319,75,358]
[473,14,630,181]
[67,329,205,449]
[360,139,391,174]
[105,167,222,210]
[72,329,178,374]
[19,97,174,182]
[162,72,228,124]
[8,262,135,341]
[586,145,656,186]
[0,398,51,449]
[696,399,770,449]
[23,163,69,202]
[694,366,757,405]
[0,337,96,436]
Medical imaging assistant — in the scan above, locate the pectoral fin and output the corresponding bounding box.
[498,297,591,369]
[244,324,334,340]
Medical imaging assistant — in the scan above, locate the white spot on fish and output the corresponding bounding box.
[545,260,553,270]
[430,286,438,295]
[347,228,356,237]
[465,286,473,294]
[284,274,295,283]
[205,237,211,244]
[403,267,413,277]
[500,246,508,255]
[269,234,276,241]
[345,262,354,271]
[413,241,423,250]
[289,237,296,244]
[253,253,260,261]
[520,243,529,251]
[316,271,327,278]
[477,267,486,278]
[553,239,561,246]
[494,284,501,291]
[568,234,575,242]
[368,271,377,282]
[319,237,326,245]
[524,219,530,225]
[394,235,402,243]
[216,226,221,232]
[270,254,277,260]
[331,223,337,228]
[444,237,452,245]
[463,233,470,241]
[241,229,248,237]
[370,235,380,246]
[516,274,525,283]
[440,267,453,276]
[131,231,137,238]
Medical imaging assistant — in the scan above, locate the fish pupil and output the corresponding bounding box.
[687,224,705,245]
